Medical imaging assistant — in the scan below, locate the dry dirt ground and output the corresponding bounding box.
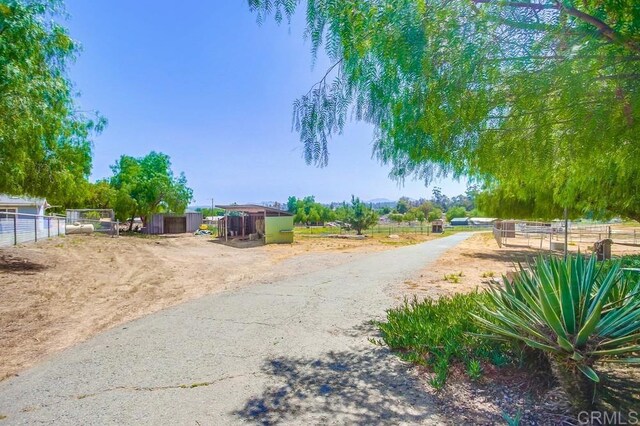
[391,231,640,301]
[0,231,442,381]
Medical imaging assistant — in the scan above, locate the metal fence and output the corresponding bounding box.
[0,211,66,247]
[296,223,492,236]
[493,220,640,251]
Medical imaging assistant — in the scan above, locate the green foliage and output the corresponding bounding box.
[388,213,403,224]
[288,195,335,225]
[466,359,482,381]
[446,206,468,222]
[401,211,415,223]
[427,208,443,223]
[84,181,116,210]
[377,293,514,389]
[337,195,378,235]
[501,409,523,426]
[0,0,105,203]
[396,197,411,214]
[109,152,193,225]
[195,207,225,217]
[249,0,640,221]
[444,272,463,284]
[475,255,640,411]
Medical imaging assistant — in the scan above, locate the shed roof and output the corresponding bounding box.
[0,194,48,207]
[216,204,293,216]
[450,217,470,224]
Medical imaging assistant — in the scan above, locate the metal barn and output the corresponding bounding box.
[216,205,294,244]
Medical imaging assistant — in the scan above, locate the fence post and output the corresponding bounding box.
[47,217,51,238]
[34,216,38,243]
[13,214,17,245]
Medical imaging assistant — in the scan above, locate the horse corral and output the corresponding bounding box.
[493,220,640,257]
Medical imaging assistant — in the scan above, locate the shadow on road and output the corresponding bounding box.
[234,344,439,425]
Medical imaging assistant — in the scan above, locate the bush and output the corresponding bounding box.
[376,293,514,389]
[475,255,640,412]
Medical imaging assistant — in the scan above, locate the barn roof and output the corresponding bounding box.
[216,204,293,216]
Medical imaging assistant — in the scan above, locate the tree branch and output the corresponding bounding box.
[557,3,640,54]
[305,59,344,96]
[471,0,558,11]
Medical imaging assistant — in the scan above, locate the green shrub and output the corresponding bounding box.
[376,293,514,389]
[474,255,640,412]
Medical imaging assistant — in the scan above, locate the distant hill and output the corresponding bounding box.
[366,198,394,204]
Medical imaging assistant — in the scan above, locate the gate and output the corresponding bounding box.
[163,216,186,234]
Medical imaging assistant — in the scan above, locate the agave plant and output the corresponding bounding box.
[473,255,640,412]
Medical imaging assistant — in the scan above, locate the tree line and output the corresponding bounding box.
[287,186,482,233]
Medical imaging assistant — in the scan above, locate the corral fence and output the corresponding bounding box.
[66,209,119,236]
[493,220,640,252]
[297,223,492,237]
[0,211,66,247]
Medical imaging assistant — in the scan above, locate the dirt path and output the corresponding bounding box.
[0,233,470,425]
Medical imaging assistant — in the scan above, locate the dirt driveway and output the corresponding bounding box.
[0,232,436,381]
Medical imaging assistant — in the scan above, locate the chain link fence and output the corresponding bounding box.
[0,211,66,247]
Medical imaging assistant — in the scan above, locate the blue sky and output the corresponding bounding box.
[64,1,467,205]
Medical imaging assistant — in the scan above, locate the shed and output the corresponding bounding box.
[469,217,497,226]
[145,212,203,234]
[450,217,470,226]
[431,219,444,234]
[217,204,294,244]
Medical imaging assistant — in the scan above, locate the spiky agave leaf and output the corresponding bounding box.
[476,255,640,385]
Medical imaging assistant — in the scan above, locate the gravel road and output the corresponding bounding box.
[0,233,470,425]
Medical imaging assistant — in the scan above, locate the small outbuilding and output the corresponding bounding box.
[145,212,203,234]
[450,217,470,226]
[469,217,497,227]
[217,204,294,244]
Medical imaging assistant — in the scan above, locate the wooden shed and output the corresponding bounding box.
[216,204,294,244]
[145,212,203,234]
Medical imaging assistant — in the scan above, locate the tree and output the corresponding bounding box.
[427,208,443,223]
[249,0,640,220]
[416,201,435,218]
[0,1,105,203]
[388,213,404,225]
[109,152,193,229]
[195,207,225,217]
[343,196,379,235]
[396,197,411,214]
[307,207,321,224]
[446,206,468,222]
[431,188,451,211]
[85,181,116,210]
[402,211,416,223]
[286,196,298,213]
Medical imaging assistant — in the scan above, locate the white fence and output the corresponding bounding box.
[0,211,66,248]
